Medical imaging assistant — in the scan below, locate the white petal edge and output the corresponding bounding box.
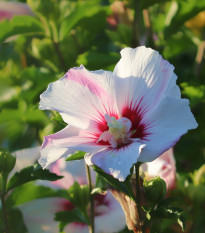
[12,146,40,173]
[138,96,198,162]
[95,192,126,233]
[39,65,118,130]
[113,46,180,115]
[85,141,145,181]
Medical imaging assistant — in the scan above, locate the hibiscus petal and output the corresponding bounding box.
[113,46,180,115]
[39,125,107,169]
[21,198,61,233]
[85,142,145,181]
[141,148,176,190]
[39,65,118,131]
[12,147,40,173]
[95,192,126,233]
[138,96,198,162]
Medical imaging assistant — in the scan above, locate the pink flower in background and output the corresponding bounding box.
[39,46,197,181]
[14,148,126,233]
[142,148,176,190]
[107,0,133,27]
[0,1,33,21]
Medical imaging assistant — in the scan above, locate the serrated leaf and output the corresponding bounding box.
[7,163,63,191]
[92,165,134,199]
[0,15,43,42]
[55,208,89,231]
[6,182,67,209]
[66,151,86,161]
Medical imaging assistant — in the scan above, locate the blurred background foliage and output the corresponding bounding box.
[0,0,205,232]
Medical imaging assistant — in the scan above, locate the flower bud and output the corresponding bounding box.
[0,149,16,175]
[144,177,167,204]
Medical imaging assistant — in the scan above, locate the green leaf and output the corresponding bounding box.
[66,151,86,161]
[106,24,133,48]
[140,0,170,10]
[0,149,16,176]
[6,182,67,209]
[191,164,205,185]
[165,0,205,37]
[0,15,43,42]
[31,38,60,72]
[181,83,205,107]
[27,0,59,20]
[67,182,90,212]
[77,51,120,70]
[148,205,186,231]
[7,163,63,191]
[60,2,109,40]
[7,208,28,233]
[91,173,107,195]
[162,28,198,60]
[55,208,89,232]
[92,165,134,199]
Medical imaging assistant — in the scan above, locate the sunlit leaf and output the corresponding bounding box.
[0,15,43,42]
[66,151,86,161]
[77,51,120,70]
[140,0,170,10]
[165,0,205,37]
[60,2,109,40]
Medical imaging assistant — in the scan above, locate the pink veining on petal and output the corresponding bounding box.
[42,129,101,150]
[121,97,152,140]
[64,66,119,135]
[66,66,107,98]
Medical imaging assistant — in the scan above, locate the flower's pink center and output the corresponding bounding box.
[97,114,135,148]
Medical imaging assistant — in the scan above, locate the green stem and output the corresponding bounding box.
[0,195,9,233]
[135,163,145,233]
[86,165,95,233]
[0,173,10,233]
[0,175,9,233]
[52,41,67,72]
